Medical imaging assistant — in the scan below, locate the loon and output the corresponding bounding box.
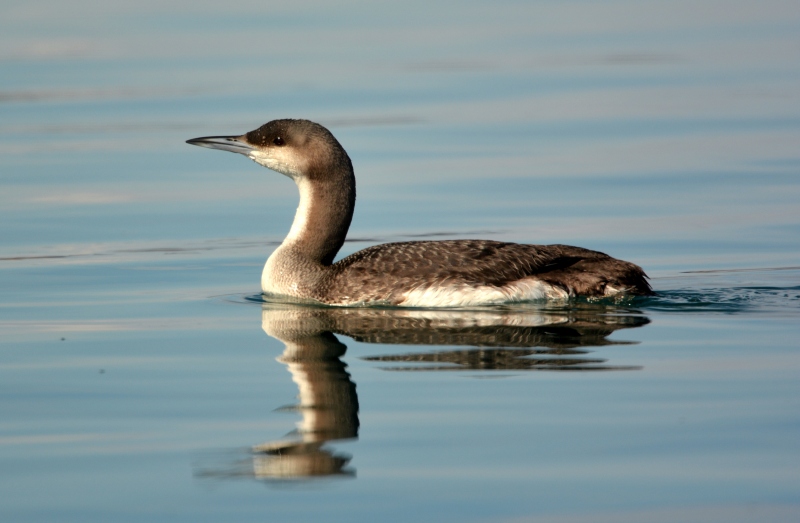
[187,119,653,307]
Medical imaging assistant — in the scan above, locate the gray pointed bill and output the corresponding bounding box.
[186,135,255,156]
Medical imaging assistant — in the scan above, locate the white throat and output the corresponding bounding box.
[260,176,319,297]
[285,177,314,245]
[249,149,305,179]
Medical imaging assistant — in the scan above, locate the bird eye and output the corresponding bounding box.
[273,136,285,146]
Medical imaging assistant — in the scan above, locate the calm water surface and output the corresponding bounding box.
[2,1,800,521]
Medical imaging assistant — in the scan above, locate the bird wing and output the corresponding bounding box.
[324,240,614,303]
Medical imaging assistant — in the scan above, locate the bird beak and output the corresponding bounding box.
[186,134,256,156]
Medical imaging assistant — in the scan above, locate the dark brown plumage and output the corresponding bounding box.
[321,240,652,304]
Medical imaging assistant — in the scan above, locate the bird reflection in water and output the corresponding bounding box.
[253,311,359,479]
[202,301,649,483]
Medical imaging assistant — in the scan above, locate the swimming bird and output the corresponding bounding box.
[187,119,653,306]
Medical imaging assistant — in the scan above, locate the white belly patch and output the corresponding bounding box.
[396,278,570,308]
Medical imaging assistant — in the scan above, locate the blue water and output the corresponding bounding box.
[2,1,800,521]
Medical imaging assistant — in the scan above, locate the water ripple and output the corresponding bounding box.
[641,286,800,314]
[226,283,800,316]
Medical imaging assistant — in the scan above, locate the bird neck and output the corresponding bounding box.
[281,167,356,266]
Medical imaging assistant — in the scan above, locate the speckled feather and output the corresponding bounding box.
[319,239,652,305]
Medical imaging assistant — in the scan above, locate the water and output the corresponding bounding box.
[2,1,800,521]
